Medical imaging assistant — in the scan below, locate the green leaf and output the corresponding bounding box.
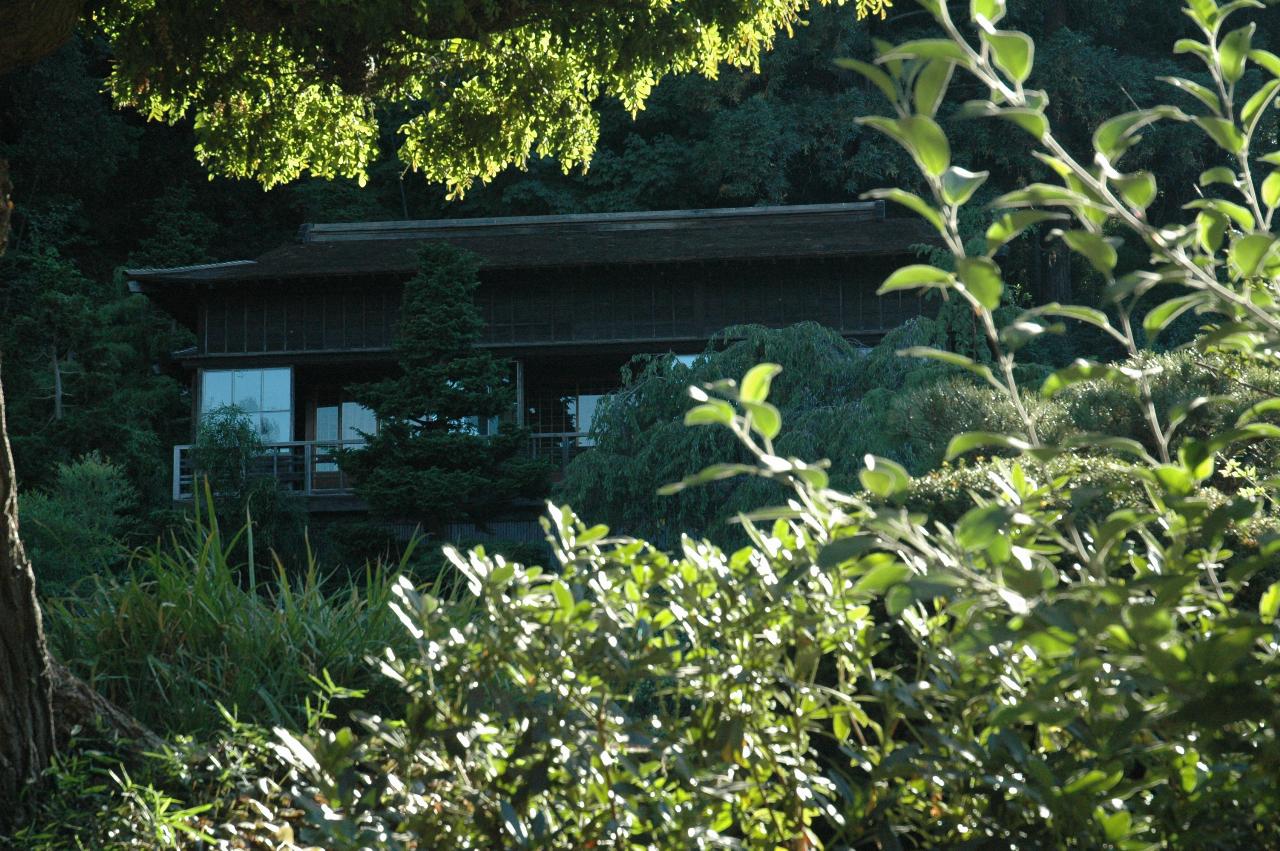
[1252,48,1280,78]
[992,183,1094,210]
[1262,171,1280,210]
[1242,78,1280,130]
[1174,38,1212,65]
[878,264,954,294]
[742,401,782,441]
[897,346,1000,389]
[1196,210,1229,254]
[877,39,972,65]
[983,29,1034,84]
[1159,76,1221,112]
[901,115,951,177]
[684,400,735,427]
[552,580,574,617]
[1185,197,1255,230]
[860,455,911,499]
[1260,581,1280,623]
[956,256,1003,310]
[1237,398,1280,426]
[835,58,898,104]
[956,503,1014,550]
[945,431,1030,461]
[1093,107,1187,163]
[817,535,877,569]
[1199,166,1237,187]
[657,462,758,495]
[941,166,989,205]
[1194,116,1245,154]
[1114,171,1157,210]
[914,59,954,117]
[986,210,1065,254]
[1229,233,1277,278]
[1144,293,1207,337]
[1064,767,1123,796]
[971,0,1007,24]
[1220,23,1255,84]
[740,363,783,404]
[1025,303,1116,336]
[1058,230,1118,274]
[853,562,913,594]
[1042,360,1130,398]
[861,188,946,234]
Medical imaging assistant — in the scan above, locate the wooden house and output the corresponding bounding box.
[129,201,934,509]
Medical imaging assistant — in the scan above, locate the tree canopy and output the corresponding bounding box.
[86,0,887,195]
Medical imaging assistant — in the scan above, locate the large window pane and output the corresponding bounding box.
[234,369,261,413]
[262,369,291,413]
[200,370,234,412]
[199,368,293,442]
[316,405,339,442]
[342,402,378,442]
[259,411,291,443]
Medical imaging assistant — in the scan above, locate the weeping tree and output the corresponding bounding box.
[0,0,890,819]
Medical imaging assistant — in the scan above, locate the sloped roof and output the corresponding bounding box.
[127,202,936,285]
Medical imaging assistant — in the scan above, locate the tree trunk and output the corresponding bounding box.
[0,360,55,828]
[50,346,63,421]
[0,160,11,258]
[0,0,85,76]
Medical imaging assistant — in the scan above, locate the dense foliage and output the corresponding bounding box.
[343,244,549,528]
[8,0,1280,847]
[95,0,887,194]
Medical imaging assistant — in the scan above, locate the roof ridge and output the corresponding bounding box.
[124,259,257,276]
[301,202,885,243]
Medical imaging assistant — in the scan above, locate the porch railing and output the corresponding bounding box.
[172,440,366,501]
[172,432,592,501]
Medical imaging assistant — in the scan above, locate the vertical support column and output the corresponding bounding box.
[304,442,313,497]
[172,444,183,502]
[515,358,526,427]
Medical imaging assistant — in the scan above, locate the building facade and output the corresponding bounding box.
[129,202,935,509]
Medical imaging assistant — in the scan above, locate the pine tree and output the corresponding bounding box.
[342,243,547,530]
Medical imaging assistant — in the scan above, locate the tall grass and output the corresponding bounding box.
[44,500,421,736]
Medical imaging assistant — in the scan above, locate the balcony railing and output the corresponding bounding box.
[172,440,366,501]
[172,432,592,501]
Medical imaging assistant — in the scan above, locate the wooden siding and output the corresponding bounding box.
[201,283,401,355]
[477,260,922,347]
[194,258,924,357]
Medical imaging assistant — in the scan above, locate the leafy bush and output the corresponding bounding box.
[18,1,1280,847]
[193,403,307,563]
[250,3,1280,847]
[44,506,417,736]
[20,451,137,595]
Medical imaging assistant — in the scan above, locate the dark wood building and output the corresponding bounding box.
[129,202,934,507]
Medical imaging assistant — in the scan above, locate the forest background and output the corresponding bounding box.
[0,0,1231,579]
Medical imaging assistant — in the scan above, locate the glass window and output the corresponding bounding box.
[316,405,339,442]
[342,402,378,441]
[199,368,293,442]
[577,394,603,447]
[200,370,233,414]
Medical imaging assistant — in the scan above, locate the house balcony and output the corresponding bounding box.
[171,432,591,503]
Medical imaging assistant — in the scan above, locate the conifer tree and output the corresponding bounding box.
[342,244,547,530]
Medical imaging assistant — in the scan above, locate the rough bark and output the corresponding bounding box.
[0,160,11,258]
[0,0,85,76]
[0,362,55,828]
[49,662,162,752]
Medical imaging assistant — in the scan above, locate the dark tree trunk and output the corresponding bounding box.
[0,0,84,76]
[0,361,55,828]
[0,160,11,258]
